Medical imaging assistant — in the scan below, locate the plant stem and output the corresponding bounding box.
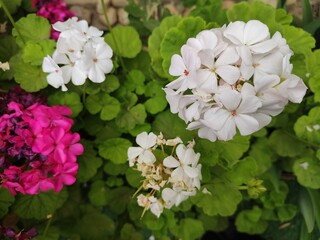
[0,0,25,45]
[100,0,127,74]
[42,214,53,237]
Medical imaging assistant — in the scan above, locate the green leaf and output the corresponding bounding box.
[261,181,289,209]
[99,138,132,164]
[125,69,145,95]
[193,182,242,216]
[85,92,121,120]
[198,214,229,232]
[125,167,143,187]
[144,81,167,114]
[22,40,56,66]
[307,188,320,231]
[13,190,68,219]
[275,8,293,25]
[12,55,48,92]
[104,162,127,176]
[235,206,268,234]
[115,104,147,130]
[172,218,204,240]
[299,187,315,233]
[88,180,110,207]
[281,25,315,56]
[34,226,60,240]
[0,188,15,218]
[74,211,115,239]
[1,0,21,14]
[268,130,305,157]
[148,16,181,78]
[223,157,257,185]
[152,110,195,142]
[160,17,206,76]
[85,75,120,95]
[277,204,297,222]
[293,157,320,189]
[108,186,133,214]
[48,91,83,118]
[129,123,152,136]
[13,14,51,47]
[194,138,219,167]
[120,224,143,240]
[104,25,142,58]
[77,141,103,183]
[294,107,320,145]
[249,138,274,175]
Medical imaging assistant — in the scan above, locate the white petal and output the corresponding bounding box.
[196,70,218,93]
[235,114,260,135]
[88,64,105,83]
[42,56,59,73]
[163,156,180,168]
[71,65,87,85]
[216,47,239,66]
[244,20,270,45]
[204,108,230,131]
[217,117,236,141]
[250,39,277,54]
[216,65,240,85]
[219,89,241,111]
[251,113,272,129]
[198,49,215,69]
[197,30,218,50]
[175,144,186,162]
[237,96,262,114]
[223,21,245,45]
[136,132,149,148]
[198,126,217,142]
[181,45,201,71]
[169,54,186,76]
[139,150,156,164]
[47,73,64,89]
[128,147,143,160]
[183,165,199,178]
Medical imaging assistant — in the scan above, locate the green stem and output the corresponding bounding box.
[42,214,53,238]
[100,0,127,74]
[0,0,25,45]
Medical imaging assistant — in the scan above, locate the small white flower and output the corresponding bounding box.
[0,61,9,71]
[148,196,163,218]
[82,43,113,83]
[42,56,68,91]
[166,137,183,146]
[162,187,194,208]
[128,132,157,166]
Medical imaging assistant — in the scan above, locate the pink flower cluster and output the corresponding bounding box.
[0,101,83,195]
[34,0,75,40]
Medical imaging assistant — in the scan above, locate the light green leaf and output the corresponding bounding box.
[299,187,315,233]
[34,226,60,240]
[193,182,242,216]
[294,107,320,145]
[194,138,219,167]
[0,36,19,80]
[1,0,21,14]
[48,91,83,118]
[115,104,147,130]
[99,138,132,164]
[235,206,268,234]
[0,188,15,218]
[224,157,257,185]
[172,218,204,240]
[261,181,288,209]
[13,190,68,219]
[160,17,206,77]
[85,92,121,120]
[104,25,142,58]
[12,55,48,92]
[126,167,143,188]
[198,214,229,232]
[129,123,152,136]
[148,16,181,78]
[104,162,127,176]
[144,81,167,114]
[293,157,320,189]
[268,130,305,157]
[22,40,56,66]
[275,8,293,25]
[281,25,315,56]
[125,69,145,95]
[12,14,51,47]
[249,138,274,175]
[108,186,133,214]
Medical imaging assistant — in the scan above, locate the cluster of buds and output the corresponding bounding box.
[128,132,202,218]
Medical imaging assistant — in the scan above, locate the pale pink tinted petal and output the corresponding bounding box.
[244,20,270,45]
[163,156,180,168]
[235,114,260,135]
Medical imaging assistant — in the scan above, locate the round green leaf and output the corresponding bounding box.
[293,157,320,189]
[99,138,132,164]
[0,188,15,218]
[104,25,142,58]
[235,206,268,234]
[88,180,110,207]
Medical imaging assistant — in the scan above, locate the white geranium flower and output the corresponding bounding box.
[82,43,113,83]
[149,196,163,218]
[0,61,9,71]
[277,74,308,103]
[42,56,68,91]
[162,187,194,208]
[167,45,201,92]
[53,52,87,86]
[187,30,218,52]
[127,132,157,166]
[163,144,200,179]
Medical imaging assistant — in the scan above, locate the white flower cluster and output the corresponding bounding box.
[128,132,202,218]
[42,17,113,91]
[164,20,308,142]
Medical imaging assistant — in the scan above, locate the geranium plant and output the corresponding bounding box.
[0,0,320,239]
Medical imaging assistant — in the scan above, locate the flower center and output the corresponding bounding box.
[231,110,237,116]
[92,58,98,63]
[184,69,189,76]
